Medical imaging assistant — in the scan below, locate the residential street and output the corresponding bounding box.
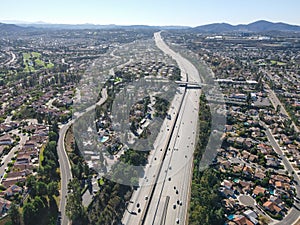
[264,124,300,225]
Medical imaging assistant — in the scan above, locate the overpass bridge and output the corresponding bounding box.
[175,80,203,88]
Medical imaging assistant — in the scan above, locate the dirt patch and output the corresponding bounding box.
[65,125,74,153]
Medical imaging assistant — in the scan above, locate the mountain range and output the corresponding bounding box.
[192,20,300,33]
[0,21,189,30]
[0,22,32,32]
[0,20,300,33]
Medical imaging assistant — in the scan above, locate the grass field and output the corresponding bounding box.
[270,60,287,66]
[39,144,46,167]
[22,52,54,72]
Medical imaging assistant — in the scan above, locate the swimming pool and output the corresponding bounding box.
[227,215,235,220]
[234,178,240,183]
[100,136,109,143]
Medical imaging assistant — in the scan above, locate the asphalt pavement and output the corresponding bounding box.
[264,124,300,225]
[122,31,201,225]
[57,88,108,225]
[57,123,73,225]
[0,130,28,183]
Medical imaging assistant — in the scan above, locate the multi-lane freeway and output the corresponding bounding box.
[122,32,202,225]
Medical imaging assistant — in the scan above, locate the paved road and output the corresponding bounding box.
[263,71,300,225]
[122,31,201,225]
[122,89,186,224]
[263,72,299,133]
[263,124,300,225]
[57,123,73,225]
[147,33,201,225]
[57,88,108,225]
[5,51,16,66]
[0,130,28,183]
[239,194,275,222]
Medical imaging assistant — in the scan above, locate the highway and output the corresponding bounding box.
[122,31,201,225]
[57,88,107,225]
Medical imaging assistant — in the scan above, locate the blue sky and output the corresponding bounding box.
[1,0,299,26]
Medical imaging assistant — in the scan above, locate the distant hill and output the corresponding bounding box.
[0,23,28,32]
[192,20,300,33]
[1,20,300,33]
[0,22,37,34]
[16,23,189,30]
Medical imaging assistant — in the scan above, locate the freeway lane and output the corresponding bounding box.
[122,31,201,225]
[146,88,200,225]
[122,83,187,225]
[148,31,201,225]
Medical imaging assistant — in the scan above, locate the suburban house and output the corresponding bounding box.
[0,197,11,216]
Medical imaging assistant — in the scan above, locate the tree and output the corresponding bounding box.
[36,181,48,196]
[246,92,252,105]
[66,178,87,224]
[32,196,45,212]
[51,121,59,133]
[45,141,57,155]
[37,114,43,124]
[261,177,269,187]
[26,175,37,197]
[47,181,58,196]
[276,105,281,114]
[9,203,21,225]
[48,131,58,142]
[259,215,270,225]
[23,202,37,225]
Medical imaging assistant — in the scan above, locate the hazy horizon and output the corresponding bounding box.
[1,19,300,28]
[1,0,300,27]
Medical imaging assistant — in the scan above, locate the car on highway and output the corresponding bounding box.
[176,218,180,224]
